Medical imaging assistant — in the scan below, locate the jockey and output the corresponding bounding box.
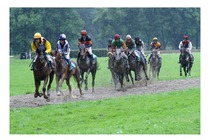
[125,35,141,61]
[30,32,54,70]
[111,34,129,68]
[107,38,113,53]
[56,34,74,71]
[178,35,194,64]
[78,30,94,63]
[134,36,146,60]
[148,37,162,64]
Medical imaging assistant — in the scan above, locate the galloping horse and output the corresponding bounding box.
[107,52,115,84]
[179,47,192,77]
[113,48,128,91]
[127,49,149,84]
[32,44,55,102]
[149,49,161,79]
[77,44,98,93]
[53,50,83,97]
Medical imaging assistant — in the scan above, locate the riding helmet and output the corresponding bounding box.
[34,32,42,39]
[59,34,66,40]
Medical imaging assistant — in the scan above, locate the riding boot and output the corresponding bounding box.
[45,56,54,70]
[89,54,94,65]
[137,55,141,62]
[67,59,73,71]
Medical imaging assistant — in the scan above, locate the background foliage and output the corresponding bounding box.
[10,8,200,55]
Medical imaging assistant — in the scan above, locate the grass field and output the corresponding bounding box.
[10,88,200,134]
[10,52,200,134]
[10,52,200,96]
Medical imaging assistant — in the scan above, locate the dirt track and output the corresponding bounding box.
[10,78,200,109]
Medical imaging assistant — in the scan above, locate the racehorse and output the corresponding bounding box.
[53,50,83,97]
[179,47,192,77]
[77,44,98,93]
[107,51,115,84]
[32,44,55,102]
[113,48,128,91]
[127,49,149,84]
[149,49,161,79]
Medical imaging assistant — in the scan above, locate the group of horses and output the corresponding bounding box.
[108,48,160,91]
[32,44,97,102]
[32,44,192,101]
[108,47,193,91]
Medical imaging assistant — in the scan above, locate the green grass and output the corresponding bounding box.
[10,88,200,134]
[10,52,200,96]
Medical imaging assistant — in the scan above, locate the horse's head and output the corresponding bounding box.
[36,44,46,63]
[180,47,189,61]
[78,44,86,56]
[53,50,63,63]
[115,48,123,61]
[151,49,158,59]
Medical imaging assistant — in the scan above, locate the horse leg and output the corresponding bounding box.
[157,67,160,80]
[34,79,41,98]
[73,69,84,96]
[66,78,72,98]
[56,75,61,96]
[84,69,91,91]
[184,66,187,77]
[113,72,118,91]
[47,71,54,97]
[91,69,97,93]
[80,71,84,87]
[180,65,182,76]
[119,74,126,91]
[129,70,134,85]
[143,64,149,80]
[59,74,66,96]
[43,77,50,102]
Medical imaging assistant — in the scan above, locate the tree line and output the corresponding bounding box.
[10,8,200,55]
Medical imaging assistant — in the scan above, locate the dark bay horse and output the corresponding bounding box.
[127,49,149,85]
[32,44,55,102]
[149,49,161,79]
[53,50,83,97]
[113,48,128,91]
[179,47,192,77]
[77,44,98,93]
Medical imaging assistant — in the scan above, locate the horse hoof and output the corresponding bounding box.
[57,93,61,96]
[34,94,38,98]
[46,98,50,102]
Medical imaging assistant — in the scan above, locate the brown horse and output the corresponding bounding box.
[52,50,83,97]
[32,44,55,102]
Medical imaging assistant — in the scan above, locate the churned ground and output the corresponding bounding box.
[10,78,200,109]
